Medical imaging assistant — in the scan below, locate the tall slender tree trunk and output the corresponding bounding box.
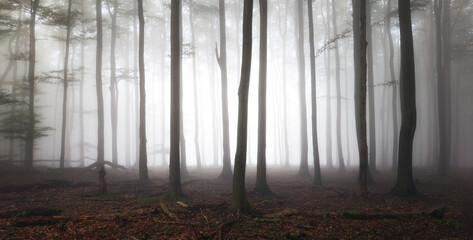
[308,0,321,186]
[386,0,398,171]
[255,0,270,195]
[137,0,148,181]
[25,0,40,170]
[161,0,167,167]
[366,0,376,174]
[179,5,189,178]
[232,0,253,214]
[188,0,202,170]
[9,13,21,163]
[353,0,368,197]
[322,0,333,169]
[110,0,119,165]
[96,0,105,168]
[296,0,309,177]
[79,0,85,167]
[279,0,289,167]
[169,0,184,198]
[216,0,232,181]
[133,0,139,167]
[60,0,73,169]
[390,0,417,196]
[331,0,345,172]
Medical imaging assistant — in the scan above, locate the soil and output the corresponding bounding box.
[0,166,472,239]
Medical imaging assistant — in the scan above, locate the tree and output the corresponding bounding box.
[188,0,202,170]
[308,0,321,186]
[168,0,184,198]
[108,0,119,165]
[137,0,148,181]
[386,0,399,171]
[366,0,376,174]
[331,0,345,172]
[232,0,253,214]
[59,0,73,169]
[255,0,270,195]
[96,0,105,168]
[215,0,232,181]
[353,0,368,197]
[390,0,418,197]
[24,0,40,170]
[296,0,309,178]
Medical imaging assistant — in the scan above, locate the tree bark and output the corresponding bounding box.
[255,0,270,195]
[386,0,398,171]
[137,0,148,181]
[366,0,376,174]
[60,0,73,169]
[232,0,253,214]
[390,0,418,196]
[96,0,105,168]
[215,0,233,180]
[169,0,184,198]
[308,0,321,186]
[353,0,368,197]
[25,0,40,170]
[109,0,119,165]
[296,0,309,177]
[79,0,85,167]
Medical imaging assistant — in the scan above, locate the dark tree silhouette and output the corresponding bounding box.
[308,0,322,186]
[390,0,418,197]
[95,0,105,168]
[138,0,148,181]
[25,0,40,170]
[232,0,253,214]
[366,0,377,174]
[59,0,73,169]
[109,0,119,165]
[255,0,270,195]
[168,0,184,198]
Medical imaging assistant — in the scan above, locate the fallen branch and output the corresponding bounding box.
[85,161,127,170]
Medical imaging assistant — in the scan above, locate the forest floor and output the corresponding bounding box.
[0,165,472,240]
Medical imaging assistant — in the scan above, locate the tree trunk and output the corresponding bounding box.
[308,0,321,186]
[133,0,139,168]
[188,0,202,170]
[109,0,119,165]
[255,0,270,195]
[179,4,189,178]
[169,0,184,198]
[353,0,368,197]
[366,0,376,174]
[331,0,345,172]
[60,0,73,169]
[232,0,253,214]
[79,0,85,168]
[322,0,333,169]
[386,0,398,171]
[390,0,417,196]
[25,0,40,170]
[137,0,148,181]
[296,0,309,177]
[96,0,105,168]
[216,0,233,181]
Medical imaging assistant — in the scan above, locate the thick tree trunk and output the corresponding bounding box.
[169,0,184,198]
[232,0,253,214]
[110,0,118,165]
[96,0,105,168]
[366,0,376,174]
[308,0,321,186]
[25,0,40,170]
[216,0,233,181]
[255,0,270,195]
[60,0,73,169]
[296,0,309,177]
[138,0,148,181]
[353,0,368,197]
[390,0,417,196]
[331,0,345,172]
[179,5,189,178]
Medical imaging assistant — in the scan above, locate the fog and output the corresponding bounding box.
[1,0,472,171]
